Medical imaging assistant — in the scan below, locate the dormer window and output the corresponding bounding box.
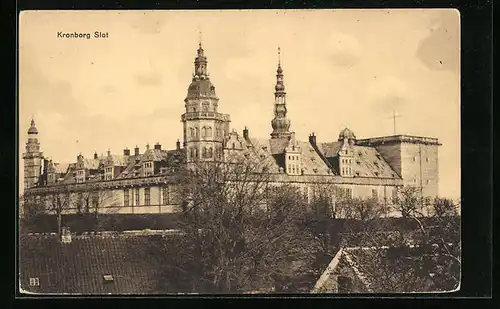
[103,275,114,282]
[29,277,40,286]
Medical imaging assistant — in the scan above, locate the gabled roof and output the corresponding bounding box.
[318,142,400,179]
[53,163,70,174]
[19,233,173,294]
[350,146,399,178]
[83,158,101,170]
[295,141,332,175]
[106,155,128,167]
[311,246,439,293]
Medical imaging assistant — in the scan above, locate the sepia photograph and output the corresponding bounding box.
[18,9,461,295]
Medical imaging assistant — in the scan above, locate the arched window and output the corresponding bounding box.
[202,102,209,112]
[208,147,213,158]
[195,127,199,138]
[189,127,194,138]
[207,127,212,137]
[202,147,207,158]
[202,127,207,138]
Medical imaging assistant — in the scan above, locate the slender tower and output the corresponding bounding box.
[23,118,43,190]
[270,47,293,139]
[181,39,231,162]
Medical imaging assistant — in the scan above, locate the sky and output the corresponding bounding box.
[18,9,460,198]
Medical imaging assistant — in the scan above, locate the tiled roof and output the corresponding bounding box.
[53,163,69,174]
[19,233,172,294]
[350,146,398,178]
[245,138,332,175]
[318,143,400,179]
[312,246,438,293]
[296,141,331,175]
[318,142,343,158]
[246,138,282,173]
[83,158,101,170]
[107,155,128,167]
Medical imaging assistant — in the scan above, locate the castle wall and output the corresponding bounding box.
[400,143,439,197]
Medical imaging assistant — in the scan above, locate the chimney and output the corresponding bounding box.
[61,226,72,243]
[154,142,161,150]
[94,152,98,159]
[124,148,130,156]
[107,149,111,157]
[134,146,140,156]
[176,139,181,150]
[309,132,317,145]
[243,126,249,139]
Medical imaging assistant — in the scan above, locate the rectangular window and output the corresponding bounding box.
[144,188,150,206]
[124,189,129,206]
[135,188,140,205]
[162,187,168,205]
[29,277,40,286]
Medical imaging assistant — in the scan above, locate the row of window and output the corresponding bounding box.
[288,155,300,161]
[188,102,212,113]
[412,156,431,162]
[342,167,353,176]
[188,146,216,159]
[188,126,219,139]
[123,187,169,206]
[287,164,301,175]
[341,158,352,164]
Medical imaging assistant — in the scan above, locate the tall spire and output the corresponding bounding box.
[193,36,208,79]
[271,47,292,139]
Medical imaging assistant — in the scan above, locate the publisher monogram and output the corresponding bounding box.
[57,31,109,39]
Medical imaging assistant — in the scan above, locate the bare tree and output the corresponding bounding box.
[19,194,46,234]
[46,187,72,237]
[160,158,323,293]
[337,187,461,292]
[75,186,118,232]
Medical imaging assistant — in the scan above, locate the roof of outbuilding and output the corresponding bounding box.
[19,233,173,294]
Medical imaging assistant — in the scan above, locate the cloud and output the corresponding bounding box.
[134,71,163,86]
[416,10,459,73]
[372,94,408,113]
[326,33,361,67]
[101,85,115,93]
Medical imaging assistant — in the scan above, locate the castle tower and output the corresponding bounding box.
[181,40,231,162]
[271,47,293,140]
[23,118,44,190]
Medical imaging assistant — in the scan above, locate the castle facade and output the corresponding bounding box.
[22,43,441,215]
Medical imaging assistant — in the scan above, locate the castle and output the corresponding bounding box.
[22,42,441,215]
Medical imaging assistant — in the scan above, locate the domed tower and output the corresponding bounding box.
[338,128,356,178]
[270,47,293,140]
[181,40,231,163]
[23,118,44,189]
